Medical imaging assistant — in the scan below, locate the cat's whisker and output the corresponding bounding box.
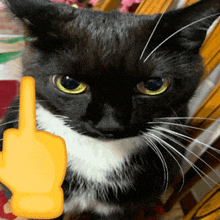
[139,0,172,61]
[153,126,220,169]
[13,62,23,71]
[69,175,74,195]
[0,105,19,110]
[155,116,220,122]
[148,140,169,193]
[149,121,217,134]
[154,126,220,154]
[3,53,23,71]
[155,126,220,162]
[150,128,220,184]
[36,100,49,103]
[143,132,185,193]
[146,132,206,188]
[6,110,19,114]
[147,131,218,189]
[141,135,169,193]
[0,107,12,110]
[53,114,70,119]
[0,119,19,128]
[170,108,185,131]
[143,13,220,63]
[0,120,19,143]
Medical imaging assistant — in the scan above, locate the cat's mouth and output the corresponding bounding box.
[88,133,139,140]
[80,124,142,140]
[96,131,137,140]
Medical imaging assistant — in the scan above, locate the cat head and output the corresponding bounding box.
[4,0,220,139]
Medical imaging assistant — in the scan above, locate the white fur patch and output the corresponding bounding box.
[36,103,144,214]
[63,191,123,215]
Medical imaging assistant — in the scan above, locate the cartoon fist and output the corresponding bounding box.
[0,77,67,219]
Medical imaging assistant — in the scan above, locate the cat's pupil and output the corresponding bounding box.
[144,78,164,91]
[61,76,80,90]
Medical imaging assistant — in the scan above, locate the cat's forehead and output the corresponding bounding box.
[70,9,153,31]
[65,9,157,52]
[44,10,158,79]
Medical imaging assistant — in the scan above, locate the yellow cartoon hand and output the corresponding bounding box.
[0,76,67,219]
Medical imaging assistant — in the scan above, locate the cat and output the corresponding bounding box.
[1,0,220,219]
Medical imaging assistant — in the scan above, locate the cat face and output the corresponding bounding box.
[2,0,220,217]
[4,0,219,141]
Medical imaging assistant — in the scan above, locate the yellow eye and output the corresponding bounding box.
[136,78,169,95]
[54,76,87,94]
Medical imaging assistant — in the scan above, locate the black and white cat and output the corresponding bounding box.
[1,0,220,219]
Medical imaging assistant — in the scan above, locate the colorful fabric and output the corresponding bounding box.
[51,0,141,13]
[51,0,85,8]
[0,190,17,220]
[0,2,4,10]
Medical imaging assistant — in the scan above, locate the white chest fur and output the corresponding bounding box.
[36,103,144,214]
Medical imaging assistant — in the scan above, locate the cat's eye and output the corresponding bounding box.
[136,78,169,95]
[53,76,87,94]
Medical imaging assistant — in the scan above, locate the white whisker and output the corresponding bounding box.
[144,133,186,193]
[54,115,69,119]
[143,13,220,63]
[0,106,19,110]
[155,126,220,154]
[155,116,220,122]
[4,54,23,71]
[0,107,11,110]
[36,100,48,103]
[150,128,220,186]
[142,135,169,193]
[139,0,172,61]
[147,132,217,189]
[170,108,185,132]
[153,126,220,169]
[0,120,19,127]
[149,121,217,134]
[151,136,185,193]
[5,110,19,114]
[154,128,220,168]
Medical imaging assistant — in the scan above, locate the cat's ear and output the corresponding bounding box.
[162,0,220,50]
[3,0,75,37]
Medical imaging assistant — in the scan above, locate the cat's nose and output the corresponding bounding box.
[95,117,125,135]
[94,103,127,135]
[84,101,132,138]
